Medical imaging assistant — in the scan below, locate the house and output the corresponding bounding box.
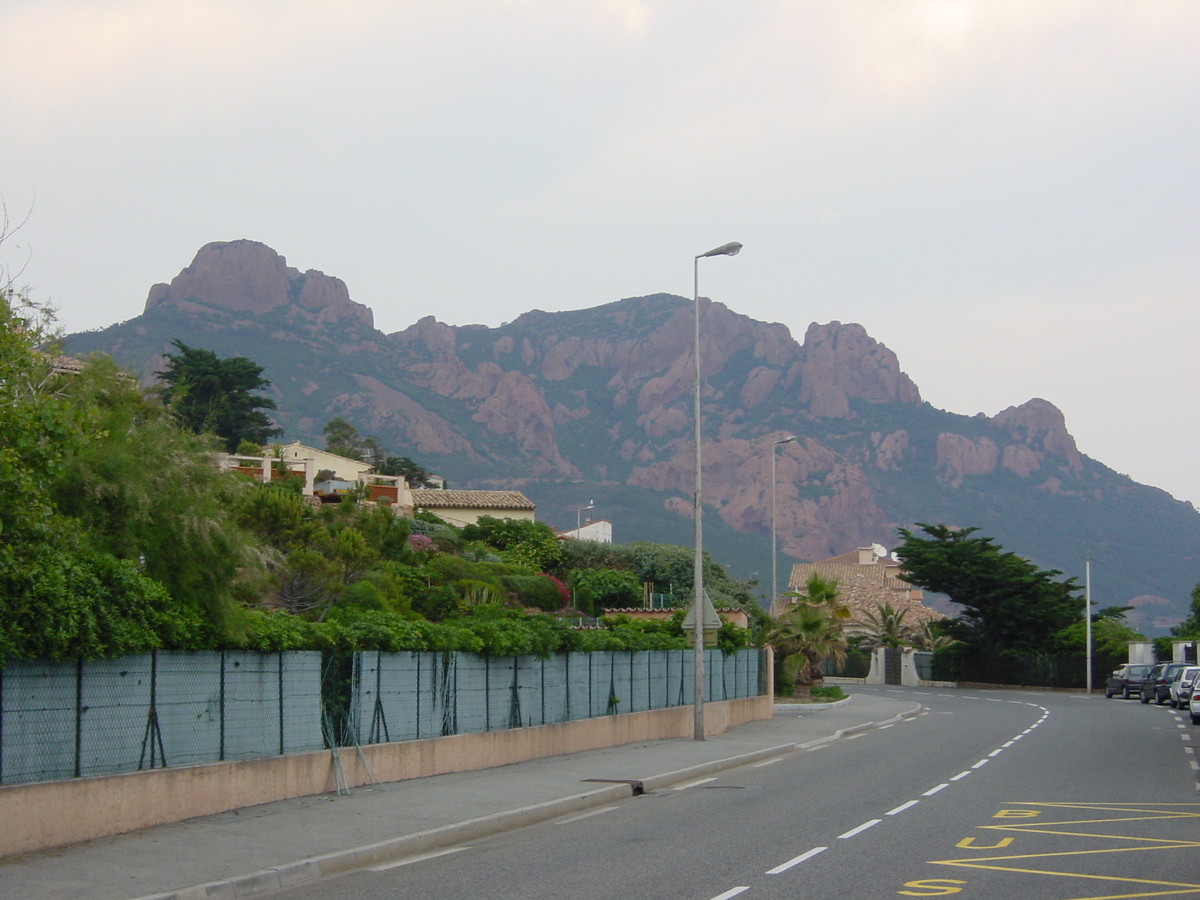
[216,442,403,504]
[777,546,942,636]
[409,489,536,528]
[558,519,613,543]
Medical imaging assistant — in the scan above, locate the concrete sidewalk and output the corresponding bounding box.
[0,692,920,900]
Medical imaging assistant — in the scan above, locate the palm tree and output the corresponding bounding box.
[765,574,849,696]
[860,601,915,649]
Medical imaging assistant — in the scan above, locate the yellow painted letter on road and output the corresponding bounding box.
[992,809,1039,818]
[898,879,966,896]
[956,836,1014,849]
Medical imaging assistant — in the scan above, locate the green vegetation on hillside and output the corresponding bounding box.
[1,302,756,660]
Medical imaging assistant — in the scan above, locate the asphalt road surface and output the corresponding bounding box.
[265,686,1200,900]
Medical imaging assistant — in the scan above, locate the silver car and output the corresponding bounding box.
[1169,665,1200,708]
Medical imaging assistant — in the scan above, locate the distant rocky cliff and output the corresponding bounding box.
[67,241,1200,632]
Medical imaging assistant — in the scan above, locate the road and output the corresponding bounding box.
[262,686,1200,900]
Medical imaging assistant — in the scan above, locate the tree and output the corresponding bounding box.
[158,340,280,452]
[322,417,364,459]
[764,574,849,696]
[860,601,916,649]
[0,291,203,659]
[1170,577,1200,639]
[51,357,259,631]
[896,524,1082,677]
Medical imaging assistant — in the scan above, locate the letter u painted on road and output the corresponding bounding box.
[898,879,966,896]
[955,836,1014,849]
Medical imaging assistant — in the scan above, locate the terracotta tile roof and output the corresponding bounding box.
[410,489,535,510]
[779,555,943,627]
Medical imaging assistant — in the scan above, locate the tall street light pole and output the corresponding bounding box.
[771,435,798,613]
[576,500,595,534]
[1085,557,1093,694]
[692,241,742,741]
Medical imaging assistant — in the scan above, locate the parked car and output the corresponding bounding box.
[1105,664,1153,699]
[1190,686,1200,726]
[1141,662,1188,704]
[1169,666,1200,709]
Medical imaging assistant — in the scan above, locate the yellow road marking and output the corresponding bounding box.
[925,802,1200,900]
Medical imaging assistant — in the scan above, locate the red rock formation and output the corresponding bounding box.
[144,240,373,328]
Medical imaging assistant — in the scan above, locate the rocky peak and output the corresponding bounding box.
[144,240,372,328]
[797,322,921,417]
[990,398,1082,470]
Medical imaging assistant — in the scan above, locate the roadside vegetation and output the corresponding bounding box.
[0,290,759,663]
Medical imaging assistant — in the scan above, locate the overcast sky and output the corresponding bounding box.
[2,1,1198,507]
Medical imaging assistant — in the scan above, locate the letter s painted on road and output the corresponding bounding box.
[898,879,966,896]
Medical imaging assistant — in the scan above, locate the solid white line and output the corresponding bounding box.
[371,847,468,870]
[838,819,882,839]
[556,806,618,825]
[972,759,990,769]
[950,771,972,781]
[923,783,949,796]
[710,888,750,900]
[766,846,827,874]
[674,777,717,790]
[753,757,784,767]
[886,800,919,816]
[988,749,1004,757]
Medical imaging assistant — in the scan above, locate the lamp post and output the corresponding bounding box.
[770,435,798,613]
[1085,557,1093,694]
[691,241,742,741]
[576,500,595,535]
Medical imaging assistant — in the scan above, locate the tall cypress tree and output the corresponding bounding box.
[158,340,280,452]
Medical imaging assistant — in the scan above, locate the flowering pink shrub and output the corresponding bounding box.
[407,534,434,553]
[544,574,570,608]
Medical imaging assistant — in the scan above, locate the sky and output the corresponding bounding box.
[2,0,1198,507]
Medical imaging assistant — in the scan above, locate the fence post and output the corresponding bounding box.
[74,658,83,778]
[278,653,285,756]
[219,651,226,761]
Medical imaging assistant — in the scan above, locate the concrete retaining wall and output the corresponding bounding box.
[0,694,771,857]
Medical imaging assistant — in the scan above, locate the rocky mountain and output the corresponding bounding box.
[67,240,1200,632]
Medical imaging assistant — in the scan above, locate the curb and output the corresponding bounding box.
[774,696,853,713]
[131,701,925,900]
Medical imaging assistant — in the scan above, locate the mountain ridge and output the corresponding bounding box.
[65,240,1200,633]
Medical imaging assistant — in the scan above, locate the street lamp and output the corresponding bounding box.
[576,500,595,534]
[691,240,742,741]
[770,435,798,614]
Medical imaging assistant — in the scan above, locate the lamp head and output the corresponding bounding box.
[774,435,798,445]
[697,241,743,259]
